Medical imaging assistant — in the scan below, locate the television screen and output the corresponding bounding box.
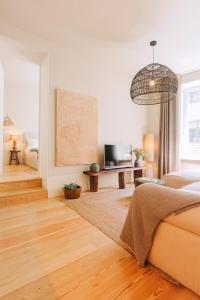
[104,144,132,169]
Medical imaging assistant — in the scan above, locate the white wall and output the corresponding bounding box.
[0,22,148,196]
[46,43,148,195]
[1,55,39,164]
[181,69,200,84]
[3,58,39,134]
[47,45,148,194]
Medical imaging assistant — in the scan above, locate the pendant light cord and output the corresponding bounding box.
[153,45,154,64]
[150,40,157,65]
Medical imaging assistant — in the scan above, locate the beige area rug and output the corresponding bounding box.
[64,186,134,245]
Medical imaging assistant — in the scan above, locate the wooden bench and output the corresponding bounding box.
[83,167,145,192]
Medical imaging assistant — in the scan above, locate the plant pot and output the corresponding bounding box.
[134,160,139,167]
[64,186,82,199]
[89,163,100,173]
[137,160,145,167]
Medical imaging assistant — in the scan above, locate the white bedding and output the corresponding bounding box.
[23,133,39,170]
[24,147,38,170]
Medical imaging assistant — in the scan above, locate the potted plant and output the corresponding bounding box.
[132,148,145,167]
[64,182,82,199]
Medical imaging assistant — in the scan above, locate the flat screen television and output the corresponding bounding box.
[104,144,133,169]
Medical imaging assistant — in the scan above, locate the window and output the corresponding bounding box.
[189,90,200,104]
[180,81,200,160]
[189,120,200,143]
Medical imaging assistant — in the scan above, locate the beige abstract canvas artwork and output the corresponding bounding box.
[55,89,98,166]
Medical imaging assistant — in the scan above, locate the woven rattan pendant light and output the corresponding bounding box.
[130,41,178,105]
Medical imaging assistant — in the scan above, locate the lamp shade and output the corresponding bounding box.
[3,115,14,127]
[9,134,17,141]
[130,63,178,105]
[143,133,155,162]
[130,41,178,105]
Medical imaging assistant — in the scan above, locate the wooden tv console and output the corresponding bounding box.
[83,167,145,192]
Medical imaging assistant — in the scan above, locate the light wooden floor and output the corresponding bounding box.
[0,195,199,299]
[0,165,39,182]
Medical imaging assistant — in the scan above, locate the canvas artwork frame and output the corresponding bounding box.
[55,89,98,166]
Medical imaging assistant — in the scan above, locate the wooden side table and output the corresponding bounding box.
[9,150,21,165]
[135,177,165,188]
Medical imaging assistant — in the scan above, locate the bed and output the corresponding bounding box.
[24,133,39,170]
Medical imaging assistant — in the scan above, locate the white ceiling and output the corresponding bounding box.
[0,0,200,73]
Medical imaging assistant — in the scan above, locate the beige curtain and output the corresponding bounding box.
[158,98,177,178]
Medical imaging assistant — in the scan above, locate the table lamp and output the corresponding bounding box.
[143,133,155,162]
[9,135,17,150]
[143,133,155,178]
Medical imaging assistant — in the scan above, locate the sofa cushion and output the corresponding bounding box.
[163,182,200,236]
[164,205,200,236]
[181,182,200,192]
[163,170,200,188]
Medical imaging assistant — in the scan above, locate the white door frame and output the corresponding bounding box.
[0,63,4,175]
[38,54,50,188]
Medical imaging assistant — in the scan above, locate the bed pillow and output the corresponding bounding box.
[27,138,38,148]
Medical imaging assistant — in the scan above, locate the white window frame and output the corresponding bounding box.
[180,80,200,161]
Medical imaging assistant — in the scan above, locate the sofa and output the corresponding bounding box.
[148,170,200,296]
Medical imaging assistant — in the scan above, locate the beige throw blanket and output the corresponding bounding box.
[120,183,200,266]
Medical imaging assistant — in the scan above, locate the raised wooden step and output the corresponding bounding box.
[0,178,42,191]
[0,187,48,207]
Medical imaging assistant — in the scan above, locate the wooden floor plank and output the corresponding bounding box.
[0,205,76,233]
[0,214,112,297]
[0,165,39,182]
[0,192,199,300]
[1,244,129,300]
[0,198,63,221]
[0,214,81,251]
